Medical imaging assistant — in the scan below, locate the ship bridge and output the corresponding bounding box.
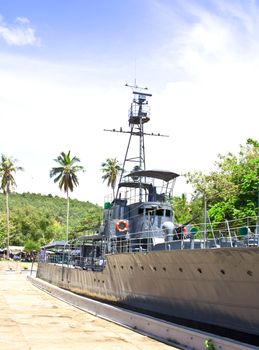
[117,169,179,205]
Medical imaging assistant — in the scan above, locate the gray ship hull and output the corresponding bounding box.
[37,247,259,339]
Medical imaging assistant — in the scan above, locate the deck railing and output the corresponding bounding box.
[39,217,259,272]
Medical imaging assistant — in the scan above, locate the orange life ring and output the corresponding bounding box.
[116,220,129,233]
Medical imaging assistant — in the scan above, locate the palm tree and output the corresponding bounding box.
[0,155,23,259]
[101,158,121,199]
[50,151,84,242]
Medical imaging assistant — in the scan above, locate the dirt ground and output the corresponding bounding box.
[0,261,178,350]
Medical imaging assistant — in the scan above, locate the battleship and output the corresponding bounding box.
[37,84,259,345]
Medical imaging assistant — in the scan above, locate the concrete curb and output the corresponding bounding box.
[28,276,257,350]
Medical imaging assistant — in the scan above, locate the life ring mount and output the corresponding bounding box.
[116,220,129,233]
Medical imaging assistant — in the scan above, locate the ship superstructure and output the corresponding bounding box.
[102,85,179,253]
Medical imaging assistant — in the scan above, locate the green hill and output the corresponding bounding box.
[0,192,103,247]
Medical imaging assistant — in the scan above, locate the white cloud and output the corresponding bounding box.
[0,15,40,46]
[146,0,259,191]
[15,17,30,25]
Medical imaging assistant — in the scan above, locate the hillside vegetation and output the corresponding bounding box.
[0,192,102,247]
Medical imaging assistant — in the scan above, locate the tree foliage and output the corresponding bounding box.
[0,155,23,257]
[0,155,23,194]
[50,151,84,192]
[50,151,85,241]
[178,139,259,225]
[101,158,121,199]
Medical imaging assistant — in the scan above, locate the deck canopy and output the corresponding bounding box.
[41,240,66,249]
[76,234,103,242]
[125,169,179,182]
[118,182,151,189]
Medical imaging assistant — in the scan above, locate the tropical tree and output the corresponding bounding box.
[0,155,23,258]
[184,138,259,223]
[50,151,84,242]
[171,193,192,224]
[101,158,121,199]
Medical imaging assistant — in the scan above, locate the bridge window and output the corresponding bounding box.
[138,207,171,216]
[156,209,164,216]
[146,208,155,215]
[165,210,171,217]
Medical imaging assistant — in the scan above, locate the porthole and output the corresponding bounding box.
[197,268,202,274]
[121,266,124,269]
[220,269,225,275]
[162,267,166,272]
[179,267,183,272]
[153,267,157,271]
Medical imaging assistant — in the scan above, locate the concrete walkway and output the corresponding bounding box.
[0,262,178,350]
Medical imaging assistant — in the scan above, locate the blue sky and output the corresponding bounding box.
[0,1,169,66]
[0,0,258,204]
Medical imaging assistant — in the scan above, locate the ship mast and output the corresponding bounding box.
[125,83,151,171]
[104,83,168,201]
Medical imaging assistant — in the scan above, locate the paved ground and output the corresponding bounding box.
[0,262,178,350]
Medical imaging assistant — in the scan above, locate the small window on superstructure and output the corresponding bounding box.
[146,208,155,215]
[138,208,144,214]
[156,209,164,216]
